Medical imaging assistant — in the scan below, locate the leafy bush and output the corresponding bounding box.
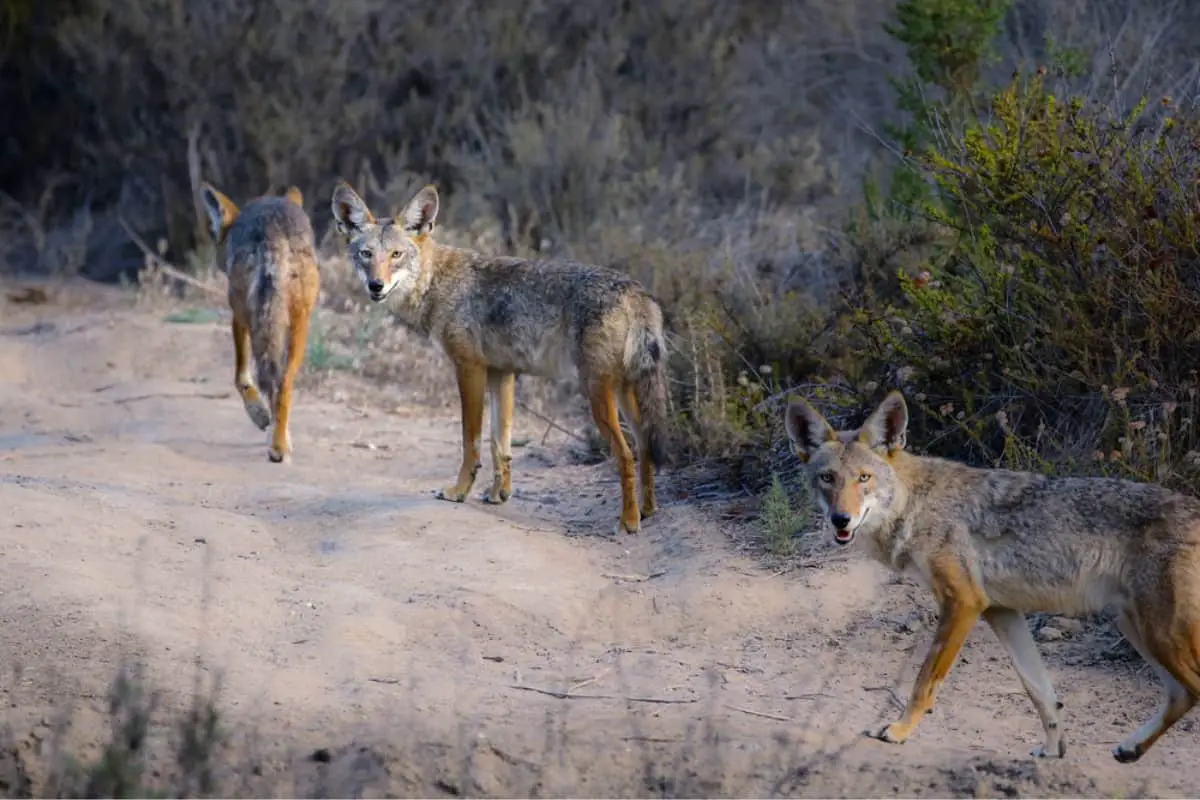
[856,67,1200,488]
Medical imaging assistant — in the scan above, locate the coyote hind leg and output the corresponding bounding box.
[617,383,656,519]
[1111,611,1198,763]
[587,377,639,534]
[483,368,515,504]
[233,315,271,430]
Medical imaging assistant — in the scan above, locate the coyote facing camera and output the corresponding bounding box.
[785,390,1200,763]
[201,183,320,464]
[330,182,669,533]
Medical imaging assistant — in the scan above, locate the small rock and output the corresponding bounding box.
[1037,625,1064,642]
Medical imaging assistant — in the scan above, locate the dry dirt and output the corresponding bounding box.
[1,278,1198,797]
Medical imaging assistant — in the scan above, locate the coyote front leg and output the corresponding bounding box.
[438,363,486,502]
[868,560,985,745]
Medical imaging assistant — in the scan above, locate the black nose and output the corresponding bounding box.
[367,279,384,294]
[830,512,851,530]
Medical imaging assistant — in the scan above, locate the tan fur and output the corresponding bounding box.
[785,390,1200,763]
[200,181,320,464]
[330,182,670,533]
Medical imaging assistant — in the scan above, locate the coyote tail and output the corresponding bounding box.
[250,265,288,406]
[626,324,669,468]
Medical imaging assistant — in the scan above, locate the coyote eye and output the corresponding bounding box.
[390,250,402,260]
[857,472,872,483]
[358,248,373,260]
[818,472,835,485]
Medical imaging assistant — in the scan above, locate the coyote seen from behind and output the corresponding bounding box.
[201,183,321,464]
[785,390,1200,763]
[330,181,669,533]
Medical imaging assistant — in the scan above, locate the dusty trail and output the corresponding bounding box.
[0,280,1195,796]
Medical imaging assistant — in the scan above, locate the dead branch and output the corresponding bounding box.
[118,215,224,299]
[508,684,697,704]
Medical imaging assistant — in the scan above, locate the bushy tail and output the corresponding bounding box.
[626,321,670,468]
[250,267,288,407]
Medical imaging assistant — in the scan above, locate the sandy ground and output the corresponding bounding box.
[1,278,1198,797]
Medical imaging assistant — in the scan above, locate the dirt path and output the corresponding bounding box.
[1,279,1197,797]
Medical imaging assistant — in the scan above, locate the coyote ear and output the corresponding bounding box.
[200,182,239,244]
[330,182,375,239]
[859,391,909,455]
[784,396,837,463]
[283,186,304,208]
[400,184,439,236]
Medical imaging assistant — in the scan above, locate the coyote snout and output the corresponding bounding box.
[819,479,874,546]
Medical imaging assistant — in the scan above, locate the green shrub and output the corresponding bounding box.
[858,70,1200,487]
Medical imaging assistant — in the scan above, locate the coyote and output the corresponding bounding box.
[329,182,669,533]
[200,182,321,463]
[785,390,1200,763]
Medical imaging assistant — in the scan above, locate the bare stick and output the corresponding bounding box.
[725,704,792,722]
[864,685,906,712]
[602,570,668,583]
[516,400,590,445]
[118,216,225,298]
[508,684,697,704]
[567,676,600,693]
[110,391,233,405]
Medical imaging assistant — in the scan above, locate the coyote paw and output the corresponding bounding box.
[244,398,272,431]
[482,486,511,505]
[615,516,640,535]
[436,486,469,503]
[1032,738,1066,759]
[267,446,290,464]
[865,724,907,745]
[1112,742,1143,763]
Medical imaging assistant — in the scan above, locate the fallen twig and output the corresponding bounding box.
[515,400,590,445]
[508,684,697,704]
[110,391,232,405]
[864,685,906,712]
[602,570,667,583]
[725,704,792,722]
[783,692,837,702]
[118,216,225,298]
